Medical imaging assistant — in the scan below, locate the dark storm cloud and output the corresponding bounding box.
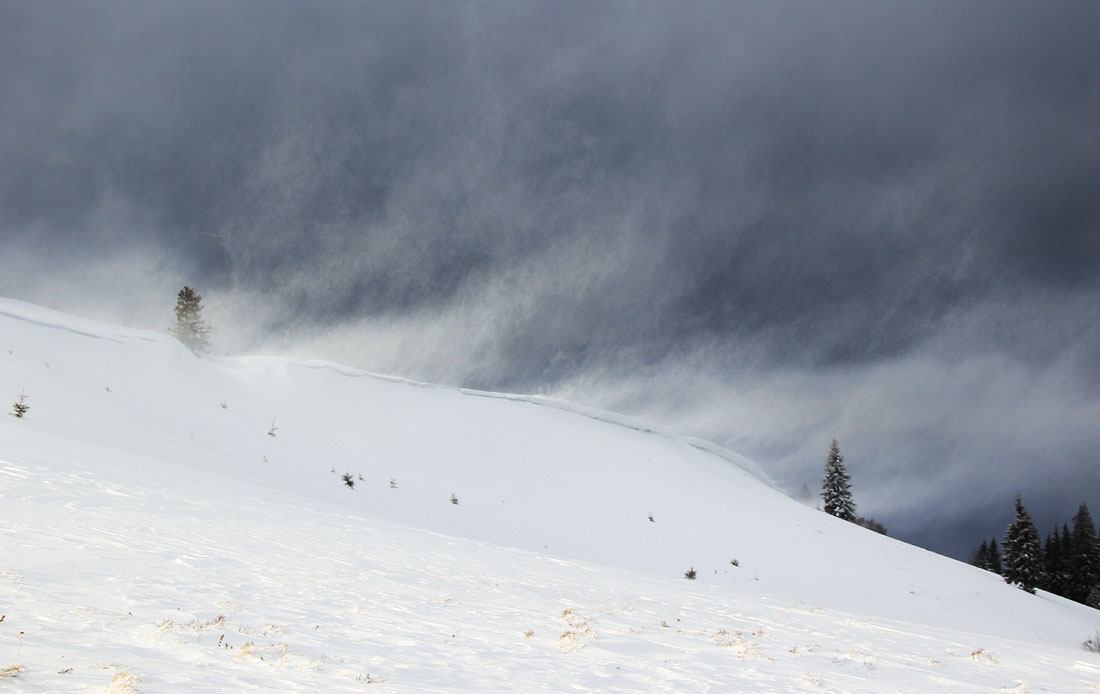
[2,1,1099,557]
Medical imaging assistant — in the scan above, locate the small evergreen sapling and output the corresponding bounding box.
[684,567,697,580]
[10,390,29,418]
[341,473,355,489]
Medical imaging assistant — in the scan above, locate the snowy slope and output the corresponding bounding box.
[2,297,1099,692]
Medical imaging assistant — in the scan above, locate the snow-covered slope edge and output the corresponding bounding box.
[2,297,1099,692]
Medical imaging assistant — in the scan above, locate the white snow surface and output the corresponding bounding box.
[1,296,1098,692]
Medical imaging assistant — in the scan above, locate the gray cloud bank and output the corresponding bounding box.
[2,1,1098,557]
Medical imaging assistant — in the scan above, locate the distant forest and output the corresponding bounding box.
[971,498,1100,604]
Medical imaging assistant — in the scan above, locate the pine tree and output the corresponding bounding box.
[1068,504,1100,603]
[798,483,813,504]
[1063,523,1074,569]
[969,537,1002,574]
[821,439,855,521]
[970,540,990,570]
[1050,525,1076,597]
[987,537,1002,575]
[1088,585,1100,610]
[1055,524,1074,597]
[171,286,210,354]
[1002,496,1045,594]
[854,516,888,535]
[1043,531,1064,595]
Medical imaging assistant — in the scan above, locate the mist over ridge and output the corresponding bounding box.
[2,1,1099,558]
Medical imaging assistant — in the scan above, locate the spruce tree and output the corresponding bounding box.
[821,439,855,521]
[1002,496,1045,594]
[1063,523,1074,569]
[171,286,210,354]
[798,483,813,504]
[970,540,990,570]
[1088,585,1100,610]
[987,537,1002,575]
[970,537,1002,575]
[1056,524,1074,597]
[1068,504,1100,603]
[1043,531,1064,595]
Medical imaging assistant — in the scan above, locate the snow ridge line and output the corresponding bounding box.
[0,298,164,345]
[0,296,776,489]
[279,358,777,488]
[458,389,777,488]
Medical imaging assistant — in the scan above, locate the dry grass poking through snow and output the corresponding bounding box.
[107,669,141,692]
[558,608,597,652]
[0,664,25,679]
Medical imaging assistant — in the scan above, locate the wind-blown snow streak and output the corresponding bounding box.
[285,357,775,486]
[2,297,1099,692]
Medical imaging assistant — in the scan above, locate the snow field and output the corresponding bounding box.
[4,445,1099,693]
[2,297,1100,691]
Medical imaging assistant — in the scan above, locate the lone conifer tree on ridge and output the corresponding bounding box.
[821,439,855,521]
[171,286,210,354]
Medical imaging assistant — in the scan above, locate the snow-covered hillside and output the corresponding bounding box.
[2,297,1098,692]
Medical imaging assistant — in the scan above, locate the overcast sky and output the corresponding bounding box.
[2,1,1098,558]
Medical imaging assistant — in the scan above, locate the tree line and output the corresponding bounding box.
[971,497,1100,604]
